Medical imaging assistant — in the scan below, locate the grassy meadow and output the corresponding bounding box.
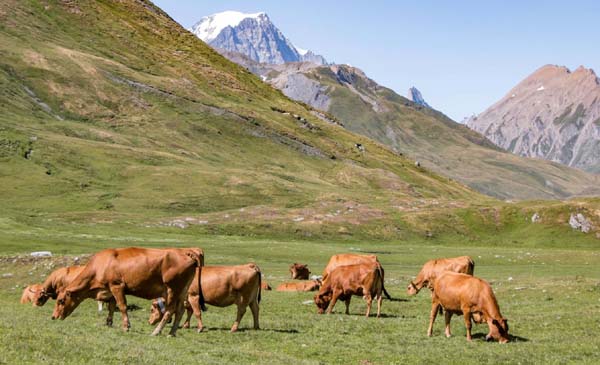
[1,223,599,364]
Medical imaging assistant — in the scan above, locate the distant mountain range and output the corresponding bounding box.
[189,11,327,65]
[467,65,600,173]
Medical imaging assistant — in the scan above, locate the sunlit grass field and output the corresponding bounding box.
[1,225,599,364]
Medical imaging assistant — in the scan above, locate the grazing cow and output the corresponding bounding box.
[322,253,391,299]
[149,264,261,333]
[406,256,475,295]
[314,263,383,317]
[276,280,321,292]
[52,247,205,337]
[34,265,85,306]
[20,284,44,305]
[289,263,310,280]
[427,271,509,343]
[407,256,474,295]
[261,280,272,291]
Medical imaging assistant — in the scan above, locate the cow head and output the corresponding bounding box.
[406,281,422,296]
[290,263,310,280]
[486,318,509,343]
[52,290,83,320]
[148,298,166,325]
[33,288,52,307]
[314,292,331,314]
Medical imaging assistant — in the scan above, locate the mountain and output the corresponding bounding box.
[407,87,430,108]
[218,54,600,200]
[189,11,326,65]
[466,65,600,173]
[0,0,492,241]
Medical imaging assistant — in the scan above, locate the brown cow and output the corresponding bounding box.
[33,266,85,306]
[52,247,205,337]
[289,263,310,280]
[314,263,383,317]
[276,280,321,292]
[149,264,261,333]
[322,253,391,299]
[427,271,509,343]
[407,256,474,295]
[20,284,44,305]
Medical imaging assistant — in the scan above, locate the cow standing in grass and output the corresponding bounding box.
[427,271,509,343]
[52,247,205,337]
[322,253,392,300]
[149,263,261,333]
[33,265,85,306]
[314,262,384,317]
[407,256,474,295]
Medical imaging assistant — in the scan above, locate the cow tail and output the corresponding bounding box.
[468,257,475,275]
[198,254,207,312]
[257,269,262,304]
[379,264,392,300]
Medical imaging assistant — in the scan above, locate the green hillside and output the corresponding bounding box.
[0,0,599,245]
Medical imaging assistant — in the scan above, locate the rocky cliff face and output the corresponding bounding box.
[407,87,431,108]
[190,11,326,65]
[467,65,600,173]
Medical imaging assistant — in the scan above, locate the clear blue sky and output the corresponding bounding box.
[153,0,600,121]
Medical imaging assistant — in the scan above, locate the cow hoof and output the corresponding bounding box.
[182,324,190,329]
[485,335,493,342]
[197,328,204,333]
[167,333,176,338]
[230,328,238,333]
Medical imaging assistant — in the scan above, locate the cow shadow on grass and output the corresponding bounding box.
[202,327,299,334]
[330,313,403,318]
[470,333,529,342]
[386,297,408,302]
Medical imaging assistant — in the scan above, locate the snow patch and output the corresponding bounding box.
[295,46,308,56]
[537,85,545,91]
[190,11,266,42]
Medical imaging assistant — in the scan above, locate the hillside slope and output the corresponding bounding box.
[217,55,600,200]
[467,65,600,173]
[0,0,489,240]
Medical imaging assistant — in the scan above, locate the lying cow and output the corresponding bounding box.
[261,280,272,291]
[427,271,509,343]
[322,253,391,299]
[314,263,383,317]
[407,256,474,295]
[20,284,44,305]
[276,280,320,292]
[289,263,310,280]
[149,264,261,333]
[33,265,85,306]
[52,247,205,337]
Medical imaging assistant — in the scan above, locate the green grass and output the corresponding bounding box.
[1,231,599,364]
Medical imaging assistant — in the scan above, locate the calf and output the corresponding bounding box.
[407,256,474,295]
[34,266,85,306]
[427,271,509,343]
[289,263,310,280]
[314,263,383,317]
[276,280,321,292]
[149,264,261,333]
[322,253,391,299]
[20,284,43,305]
[52,247,205,337]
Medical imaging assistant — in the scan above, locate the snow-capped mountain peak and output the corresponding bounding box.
[189,11,327,65]
[190,11,267,43]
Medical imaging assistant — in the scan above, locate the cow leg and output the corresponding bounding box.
[365,294,373,318]
[152,288,175,336]
[168,299,186,337]
[376,293,382,318]
[187,294,204,333]
[106,299,116,327]
[344,297,351,315]
[182,301,193,329]
[327,290,341,315]
[444,310,453,337]
[109,285,130,332]
[231,302,247,332]
[250,300,260,330]
[463,309,473,341]
[427,302,441,337]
